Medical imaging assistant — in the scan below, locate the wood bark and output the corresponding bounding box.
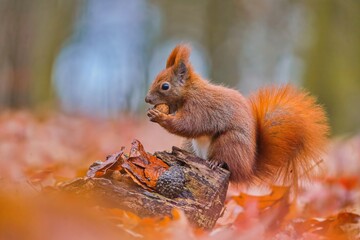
[60,146,230,229]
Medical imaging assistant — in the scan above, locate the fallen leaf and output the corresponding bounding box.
[121,140,169,189]
[86,148,125,178]
[233,186,289,210]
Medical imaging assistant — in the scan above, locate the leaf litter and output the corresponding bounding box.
[0,111,359,240]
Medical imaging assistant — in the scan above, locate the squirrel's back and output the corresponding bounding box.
[249,85,329,187]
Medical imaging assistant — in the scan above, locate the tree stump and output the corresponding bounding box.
[60,144,230,230]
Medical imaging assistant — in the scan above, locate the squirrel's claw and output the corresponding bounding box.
[208,159,225,169]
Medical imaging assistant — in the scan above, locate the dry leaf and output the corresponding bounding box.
[86,147,125,178]
[121,140,169,189]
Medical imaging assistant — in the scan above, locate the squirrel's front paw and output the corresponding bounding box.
[147,108,166,123]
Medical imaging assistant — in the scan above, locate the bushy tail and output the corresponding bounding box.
[249,85,329,188]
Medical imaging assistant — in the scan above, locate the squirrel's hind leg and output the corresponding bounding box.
[208,130,256,183]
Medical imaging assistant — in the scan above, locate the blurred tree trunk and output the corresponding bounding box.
[205,0,242,87]
[29,1,81,109]
[0,0,80,110]
[0,0,32,108]
[303,0,360,135]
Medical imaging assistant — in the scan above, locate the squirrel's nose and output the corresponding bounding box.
[145,95,152,104]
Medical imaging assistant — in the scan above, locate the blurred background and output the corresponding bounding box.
[0,3,360,238]
[0,0,359,135]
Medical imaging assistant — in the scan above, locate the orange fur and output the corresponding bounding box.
[166,44,191,68]
[249,85,329,187]
[146,44,329,188]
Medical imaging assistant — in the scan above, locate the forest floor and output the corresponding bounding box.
[0,110,359,240]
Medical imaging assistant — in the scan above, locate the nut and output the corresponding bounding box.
[154,104,169,114]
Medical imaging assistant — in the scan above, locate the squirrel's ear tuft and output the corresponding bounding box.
[166,44,191,68]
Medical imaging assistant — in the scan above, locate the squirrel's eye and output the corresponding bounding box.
[161,82,170,91]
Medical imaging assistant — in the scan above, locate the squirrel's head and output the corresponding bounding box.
[145,44,193,113]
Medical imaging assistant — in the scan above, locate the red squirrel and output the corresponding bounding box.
[145,44,329,187]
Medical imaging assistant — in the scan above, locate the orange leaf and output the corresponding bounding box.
[233,186,289,210]
[121,140,169,189]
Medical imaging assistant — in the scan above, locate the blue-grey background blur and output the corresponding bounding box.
[0,0,359,135]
